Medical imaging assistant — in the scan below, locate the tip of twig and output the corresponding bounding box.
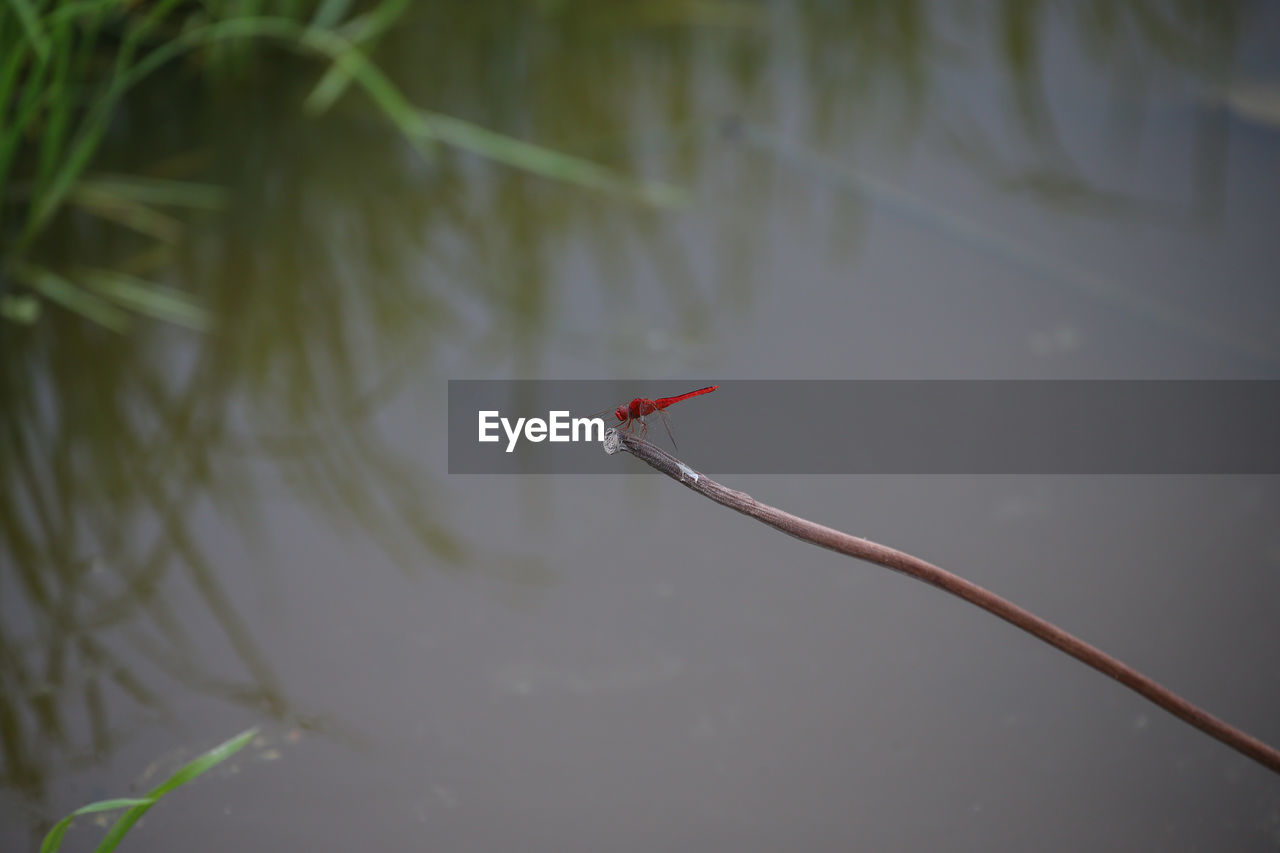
[603,428,624,455]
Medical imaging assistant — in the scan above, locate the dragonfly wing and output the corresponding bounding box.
[655,408,678,450]
[582,404,622,422]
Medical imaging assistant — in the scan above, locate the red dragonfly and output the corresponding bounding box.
[590,385,719,449]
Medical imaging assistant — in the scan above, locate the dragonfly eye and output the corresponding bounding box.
[614,406,628,421]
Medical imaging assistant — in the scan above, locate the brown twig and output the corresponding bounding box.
[604,429,1280,775]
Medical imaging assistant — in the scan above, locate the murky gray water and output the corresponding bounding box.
[4,3,1280,850]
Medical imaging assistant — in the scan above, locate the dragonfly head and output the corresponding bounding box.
[614,405,629,422]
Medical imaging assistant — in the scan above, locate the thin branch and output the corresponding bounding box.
[604,429,1280,776]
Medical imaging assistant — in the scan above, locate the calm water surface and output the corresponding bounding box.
[3,3,1280,850]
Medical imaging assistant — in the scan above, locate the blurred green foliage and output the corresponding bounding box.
[0,0,684,328]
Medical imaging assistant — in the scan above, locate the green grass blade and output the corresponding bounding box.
[413,110,691,206]
[70,194,183,242]
[40,0,125,28]
[21,104,110,242]
[116,0,185,71]
[80,268,211,330]
[0,27,55,193]
[12,262,131,330]
[291,23,688,205]
[72,175,229,209]
[0,8,35,117]
[6,0,51,62]
[34,13,75,187]
[311,0,354,28]
[144,728,258,798]
[40,799,154,853]
[305,0,408,114]
[94,728,258,852]
[50,176,227,245]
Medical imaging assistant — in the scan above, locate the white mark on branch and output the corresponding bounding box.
[603,428,623,455]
